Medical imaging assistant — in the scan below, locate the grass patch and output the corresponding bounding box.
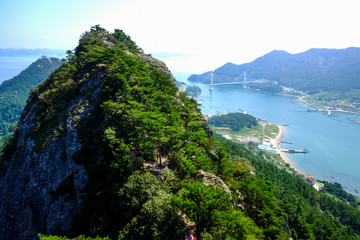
[264,124,279,138]
[211,122,279,143]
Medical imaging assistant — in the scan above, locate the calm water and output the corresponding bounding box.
[179,77,360,196]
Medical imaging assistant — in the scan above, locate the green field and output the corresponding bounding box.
[211,122,279,142]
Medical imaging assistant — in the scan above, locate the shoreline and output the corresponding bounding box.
[296,95,360,115]
[275,125,306,177]
[279,90,360,115]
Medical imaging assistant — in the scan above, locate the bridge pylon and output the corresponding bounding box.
[209,71,214,91]
[244,71,247,88]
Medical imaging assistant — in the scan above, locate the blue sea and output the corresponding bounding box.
[174,73,360,197]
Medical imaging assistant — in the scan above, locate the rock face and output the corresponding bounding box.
[0,64,104,239]
[197,169,231,198]
[140,54,176,82]
[0,84,95,239]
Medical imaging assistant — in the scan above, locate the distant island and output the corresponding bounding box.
[188,47,360,114]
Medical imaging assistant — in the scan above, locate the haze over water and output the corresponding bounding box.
[188,81,360,197]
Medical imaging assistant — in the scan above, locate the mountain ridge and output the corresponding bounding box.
[189,47,360,92]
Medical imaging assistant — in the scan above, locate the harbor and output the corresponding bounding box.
[194,82,360,196]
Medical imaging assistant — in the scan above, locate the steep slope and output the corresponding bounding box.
[189,47,360,92]
[0,26,216,239]
[0,56,62,143]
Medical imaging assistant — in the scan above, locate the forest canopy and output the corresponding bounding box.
[208,112,258,131]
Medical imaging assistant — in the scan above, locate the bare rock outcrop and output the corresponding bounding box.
[197,169,231,198]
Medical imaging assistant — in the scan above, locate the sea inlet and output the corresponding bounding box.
[179,78,360,197]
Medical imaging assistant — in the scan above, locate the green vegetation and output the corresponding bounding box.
[209,112,360,238]
[38,234,110,240]
[189,48,360,113]
[264,124,279,137]
[208,112,258,131]
[185,85,202,97]
[320,181,360,208]
[304,90,360,113]
[0,56,62,144]
[190,48,360,93]
[173,180,264,239]
[247,80,283,93]
[208,113,299,176]
[208,113,279,142]
[2,26,360,239]
[217,135,360,239]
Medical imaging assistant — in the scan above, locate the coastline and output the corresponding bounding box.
[296,96,360,115]
[280,90,360,115]
[275,125,306,177]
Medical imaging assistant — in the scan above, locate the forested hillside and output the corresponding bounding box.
[0,56,62,143]
[1,26,360,240]
[217,135,360,239]
[189,47,360,92]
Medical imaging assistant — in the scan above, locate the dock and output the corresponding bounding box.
[281,149,308,153]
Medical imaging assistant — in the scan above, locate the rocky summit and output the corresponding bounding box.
[0,26,210,239]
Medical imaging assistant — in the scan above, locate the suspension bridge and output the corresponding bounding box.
[196,71,267,91]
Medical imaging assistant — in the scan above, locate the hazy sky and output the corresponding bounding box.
[1,0,360,73]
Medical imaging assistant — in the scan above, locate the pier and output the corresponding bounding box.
[281,149,308,153]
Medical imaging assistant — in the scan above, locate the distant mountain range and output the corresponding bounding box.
[0,48,65,56]
[188,47,360,93]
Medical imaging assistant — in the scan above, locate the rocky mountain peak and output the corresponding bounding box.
[0,26,207,239]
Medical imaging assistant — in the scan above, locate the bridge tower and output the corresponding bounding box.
[209,71,214,91]
[243,71,247,88]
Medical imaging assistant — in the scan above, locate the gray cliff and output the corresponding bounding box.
[0,72,104,239]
